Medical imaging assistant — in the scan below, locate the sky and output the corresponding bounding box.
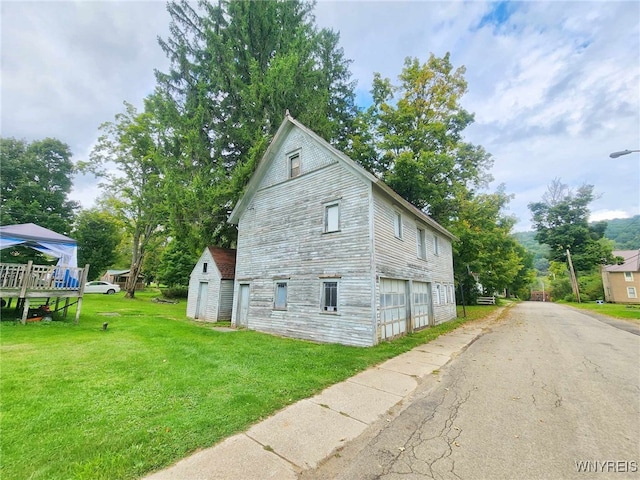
[2,0,639,232]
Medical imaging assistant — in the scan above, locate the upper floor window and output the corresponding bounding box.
[394,211,403,239]
[203,262,208,273]
[433,235,440,255]
[417,227,426,259]
[325,203,340,233]
[624,272,634,282]
[289,152,301,178]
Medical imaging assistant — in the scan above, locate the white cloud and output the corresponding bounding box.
[2,0,639,234]
[590,209,633,223]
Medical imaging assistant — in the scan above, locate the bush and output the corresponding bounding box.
[161,286,189,299]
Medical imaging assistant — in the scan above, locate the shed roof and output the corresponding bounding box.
[603,250,640,273]
[208,247,237,280]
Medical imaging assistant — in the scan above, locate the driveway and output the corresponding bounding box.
[301,302,640,479]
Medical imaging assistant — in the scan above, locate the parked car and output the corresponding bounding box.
[84,281,121,294]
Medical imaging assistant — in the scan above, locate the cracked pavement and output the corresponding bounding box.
[300,302,640,480]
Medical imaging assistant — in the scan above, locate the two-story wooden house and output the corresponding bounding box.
[228,114,457,347]
[602,250,640,304]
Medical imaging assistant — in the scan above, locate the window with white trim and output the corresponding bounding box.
[325,203,340,233]
[394,211,403,239]
[274,282,288,309]
[417,227,426,259]
[321,281,338,312]
[435,283,441,305]
[203,262,208,273]
[433,235,440,255]
[624,272,634,282]
[289,152,300,178]
[627,287,637,299]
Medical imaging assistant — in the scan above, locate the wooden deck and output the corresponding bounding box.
[0,262,89,324]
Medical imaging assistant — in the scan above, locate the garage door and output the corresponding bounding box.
[379,278,409,340]
[413,281,433,329]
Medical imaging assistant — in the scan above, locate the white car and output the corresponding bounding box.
[84,281,121,294]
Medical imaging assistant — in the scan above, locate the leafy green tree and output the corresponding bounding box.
[0,137,78,234]
[451,187,532,301]
[154,0,357,252]
[88,102,168,298]
[73,209,122,281]
[156,240,197,287]
[346,54,493,226]
[529,178,618,272]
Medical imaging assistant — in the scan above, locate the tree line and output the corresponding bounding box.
[2,0,618,302]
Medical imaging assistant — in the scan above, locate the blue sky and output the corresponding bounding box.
[2,0,639,232]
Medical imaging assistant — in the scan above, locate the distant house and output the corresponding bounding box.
[187,247,237,322]
[101,269,145,290]
[602,250,640,304]
[228,114,457,347]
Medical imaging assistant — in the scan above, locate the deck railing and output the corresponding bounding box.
[0,262,84,292]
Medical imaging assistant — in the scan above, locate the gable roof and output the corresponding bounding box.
[228,114,456,241]
[207,247,237,280]
[603,250,640,273]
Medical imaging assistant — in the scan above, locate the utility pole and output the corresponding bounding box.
[566,249,581,303]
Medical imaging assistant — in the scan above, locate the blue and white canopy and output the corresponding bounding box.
[0,223,78,267]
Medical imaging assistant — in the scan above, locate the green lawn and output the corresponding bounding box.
[563,301,640,321]
[1,291,496,480]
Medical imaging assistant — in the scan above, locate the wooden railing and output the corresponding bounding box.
[0,262,85,292]
[477,296,496,305]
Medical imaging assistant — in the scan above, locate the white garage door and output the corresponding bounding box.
[413,281,433,329]
[379,278,409,340]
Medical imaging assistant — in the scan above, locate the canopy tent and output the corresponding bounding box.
[0,223,78,267]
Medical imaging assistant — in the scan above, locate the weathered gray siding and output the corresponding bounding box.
[233,134,375,346]
[187,249,223,322]
[218,280,234,320]
[372,188,456,333]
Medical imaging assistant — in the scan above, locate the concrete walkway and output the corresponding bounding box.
[144,314,500,480]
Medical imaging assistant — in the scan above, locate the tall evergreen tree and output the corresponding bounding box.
[154,0,357,252]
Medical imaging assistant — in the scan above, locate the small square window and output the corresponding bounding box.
[290,153,300,178]
[627,287,637,299]
[274,282,287,309]
[417,227,426,259]
[325,203,339,232]
[322,281,338,312]
[624,272,634,282]
[203,262,208,273]
[394,211,402,239]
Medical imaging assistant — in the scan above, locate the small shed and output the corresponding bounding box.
[187,247,237,322]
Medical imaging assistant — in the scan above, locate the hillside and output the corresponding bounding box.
[514,216,639,272]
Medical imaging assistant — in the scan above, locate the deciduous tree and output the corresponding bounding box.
[88,102,167,298]
[73,209,122,281]
[346,54,493,226]
[0,137,78,234]
[528,178,618,272]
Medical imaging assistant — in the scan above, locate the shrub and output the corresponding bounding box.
[161,286,189,299]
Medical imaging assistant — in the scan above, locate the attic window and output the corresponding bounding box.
[289,152,300,178]
[203,262,208,273]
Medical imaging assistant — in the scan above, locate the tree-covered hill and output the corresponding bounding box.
[515,215,640,266]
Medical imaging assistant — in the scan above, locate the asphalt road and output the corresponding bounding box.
[301,302,640,480]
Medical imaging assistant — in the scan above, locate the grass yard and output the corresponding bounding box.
[1,290,496,480]
[563,301,640,321]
